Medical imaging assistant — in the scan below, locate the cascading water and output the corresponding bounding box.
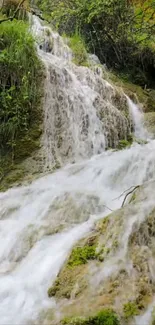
[32,16,132,170]
[0,15,155,325]
[127,96,149,140]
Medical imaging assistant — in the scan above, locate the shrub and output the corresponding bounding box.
[0,20,43,158]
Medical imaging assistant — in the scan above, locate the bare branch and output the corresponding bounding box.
[121,185,140,207]
[102,205,113,212]
[113,185,138,201]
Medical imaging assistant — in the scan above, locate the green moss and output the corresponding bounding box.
[0,168,25,191]
[129,192,136,203]
[48,279,60,297]
[123,301,140,319]
[14,126,42,162]
[67,245,96,267]
[150,307,155,325]
[48,264,87,298]
[62,309,120,325]
[145,90,155,112]
[144,112,155,136]
[62,317,88,325]
[97,216,110,233]
[117,139,132,150]
[47,241,98,299]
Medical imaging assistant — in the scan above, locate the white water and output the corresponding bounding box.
[32,16,133,170]
[0,16,155,325]
[1,139,155,324]
[127,96,149,140]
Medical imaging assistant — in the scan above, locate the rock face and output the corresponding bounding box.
[47,180,155,324]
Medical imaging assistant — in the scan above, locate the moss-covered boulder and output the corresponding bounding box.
[46,181,155,323]
[144,112,155,137]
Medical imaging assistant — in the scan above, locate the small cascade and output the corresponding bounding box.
[31,16,133,170]
[127,96,149,140]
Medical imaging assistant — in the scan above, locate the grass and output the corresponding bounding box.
[68,34,89,66]
[0,18,43,187]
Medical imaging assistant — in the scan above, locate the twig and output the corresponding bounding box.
[112,185,138,201]
[103,205,113,212]
[121,185,140,207]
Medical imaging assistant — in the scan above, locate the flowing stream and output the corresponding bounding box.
[0,16,155,324]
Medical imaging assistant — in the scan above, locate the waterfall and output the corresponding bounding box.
[126,96,149,140]
[32,16,133,170]
[0,15,155,325]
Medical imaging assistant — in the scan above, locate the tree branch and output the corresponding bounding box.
[0,0,26,24]
[121,185,140,207]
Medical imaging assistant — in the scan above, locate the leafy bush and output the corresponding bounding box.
[0,20,43,157]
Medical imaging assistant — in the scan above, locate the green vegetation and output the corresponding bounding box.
[36,0,155,88]
[67,245,96,267]
[123,301,140,319]
[0,20,42,154]
[62,309,120,325]
[0,18,43,185]
[151,307,155,325]
[117,139,132,150]
[1,0,29,20]
[68,34,88,66]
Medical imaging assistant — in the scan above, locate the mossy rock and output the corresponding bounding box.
[48,264,88,299]
[67,245,97,268]
[0,167,26,191]
[48,241,99,299]
[144,112,155,137]
[145,90,155,112]
[48,183,155,321]
[0,123,43,191]
[109,72,155,113]
[14,125,42,162]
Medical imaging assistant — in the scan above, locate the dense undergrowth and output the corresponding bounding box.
[36,0,155,88]
[0,6,43,183]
